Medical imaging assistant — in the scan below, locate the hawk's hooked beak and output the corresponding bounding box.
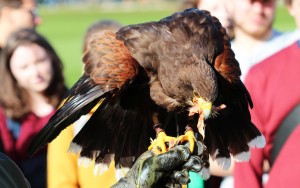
[188,96,212,140]
[188,97,212,119]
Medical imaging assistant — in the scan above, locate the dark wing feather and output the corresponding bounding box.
[212,15,253,108]
[28,74,106,155]
[70,70,158,168]
[28,32,140,155]
[71,68,181,168]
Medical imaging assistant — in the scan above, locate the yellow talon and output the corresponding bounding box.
[148,131,196,154]
[177,130,196,153]
[148,132,177,153]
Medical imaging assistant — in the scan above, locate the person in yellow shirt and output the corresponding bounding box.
[48,125,118,188]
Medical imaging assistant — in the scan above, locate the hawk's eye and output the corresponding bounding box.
[193,91,200,97]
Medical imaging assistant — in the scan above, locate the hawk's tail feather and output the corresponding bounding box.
[68,142,82,154]
[224,120,261,161]
[78,156,92,167]
[94,163,109,176]
[205,123,231,170]
[233,151,251,162]
[115,165,130,181]
[248,134,266,148]
[206,115,265,168]
[94,154,114,175]
[241,122,266,148]
[214,156,231,170]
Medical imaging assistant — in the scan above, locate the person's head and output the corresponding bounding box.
[231,0,277,40]
[179,0,199,10]
[0,0,40,47]
[197,0,234,38]
[285,0,300,29]
[180,0,234,38]
[0,29,67,119]
[21,0,42,26]
[82,20,122,53]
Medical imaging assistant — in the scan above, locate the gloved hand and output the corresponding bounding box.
[112,141,209,188]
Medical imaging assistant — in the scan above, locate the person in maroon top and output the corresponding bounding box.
[234,39,300,188]
[234,0,300,187]
[234,41,300,188]
[0,29,67,188]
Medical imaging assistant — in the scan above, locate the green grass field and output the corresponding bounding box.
[37,3,296,87]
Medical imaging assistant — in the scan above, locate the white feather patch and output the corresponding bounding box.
[68,142,82,154]
[93,154,115,175]
[115,167,130,181]
[215,157,231,170]
[212,149,220,159]
[73,113,92,136]
[211,149,231,170]
[248,135,266,148]
[94,163,109,175]
[78,156,92,167]
[198,167,210,180]
[233,151,250,162]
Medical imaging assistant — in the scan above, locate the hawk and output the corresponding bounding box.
[29,8,265,179]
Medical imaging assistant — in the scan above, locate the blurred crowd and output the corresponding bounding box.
[0,0,299,187]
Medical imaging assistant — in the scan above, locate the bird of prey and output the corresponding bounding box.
[29,8,265,179]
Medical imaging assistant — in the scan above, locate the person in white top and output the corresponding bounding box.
[279,0,300,42]
[229,0,282,81]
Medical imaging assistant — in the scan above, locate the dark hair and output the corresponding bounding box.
[285,0,292,5]
[178,0,199,11]
[83,20,122,53]
[0,0,22,10]
[0,28,67,119]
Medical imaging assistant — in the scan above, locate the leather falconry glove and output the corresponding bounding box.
[112,141,207,188]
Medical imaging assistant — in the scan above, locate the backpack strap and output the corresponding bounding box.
[271,103,300,166]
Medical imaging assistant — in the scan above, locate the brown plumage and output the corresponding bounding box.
[83,31,139,91]
[29,8,265,180]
